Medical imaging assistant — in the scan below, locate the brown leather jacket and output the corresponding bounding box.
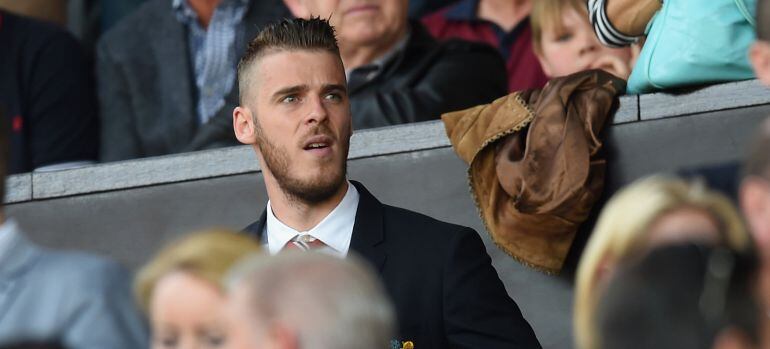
[443,70,626,273]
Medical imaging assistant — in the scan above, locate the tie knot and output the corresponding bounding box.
[284,234,326,252]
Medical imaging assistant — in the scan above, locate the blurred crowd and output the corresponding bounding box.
[1,0,770,348]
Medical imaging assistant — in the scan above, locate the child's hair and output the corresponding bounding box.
[530,0,589,53]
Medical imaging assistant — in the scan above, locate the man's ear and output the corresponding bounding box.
[282,0,310,18]
[233,106,258,145]
[750,41,770,86]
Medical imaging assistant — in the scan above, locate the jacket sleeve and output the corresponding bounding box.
[350,42,507,128]
[96,40,143,162]
[26,28,98,169]
[62,260,148,349]
[442,227,542,349]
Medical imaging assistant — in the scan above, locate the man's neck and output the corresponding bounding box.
[477,0,531,32]
[186,0,223,28]
[267,181,350,232]
[340,28,408,70]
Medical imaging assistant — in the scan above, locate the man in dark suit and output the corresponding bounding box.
[96,0,290,162]
[232,17,541,348]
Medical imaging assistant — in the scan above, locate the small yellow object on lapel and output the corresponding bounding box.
[401,341,414,349]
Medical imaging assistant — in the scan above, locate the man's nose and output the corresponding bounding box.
[305,95,329,124]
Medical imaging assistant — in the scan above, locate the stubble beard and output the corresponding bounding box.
[255,122,348,205]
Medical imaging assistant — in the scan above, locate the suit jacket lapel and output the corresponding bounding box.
[152,9,196,151]
[348,181,387,272]
[244,210,268,242]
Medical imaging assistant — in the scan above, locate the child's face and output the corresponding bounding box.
[536,7,633,79]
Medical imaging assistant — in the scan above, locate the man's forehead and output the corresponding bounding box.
[254,50,346,91]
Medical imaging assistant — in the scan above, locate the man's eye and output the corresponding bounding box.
[281,95,299,103]
[324,93,342,102]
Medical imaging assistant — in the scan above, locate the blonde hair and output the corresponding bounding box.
[530,0,588,54]
[573,176,750,349]
[134,229,261,313]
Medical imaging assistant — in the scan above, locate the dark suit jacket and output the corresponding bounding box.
[350,22,508,130]
[96,0,290,162]
[245,181,541,348]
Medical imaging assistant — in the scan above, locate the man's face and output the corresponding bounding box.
[235,50,351,204]
[298,0,408,48]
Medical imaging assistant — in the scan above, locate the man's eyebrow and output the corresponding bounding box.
[271,85,307,100]
[322,84,347,94]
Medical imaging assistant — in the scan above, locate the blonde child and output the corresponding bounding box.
[531,0,636,79]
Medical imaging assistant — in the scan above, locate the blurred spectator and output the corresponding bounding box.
[531,0,635,80]
[235,18,540,348]
[421,0,548,92]
[97,0,290,162]
[284,0,508,129]
[100,0,149,33]
[0,9,98,174]
[574,176,751,349]
[597,244,762,349]
[0,343,68,349]
[751,0,770,85]
[0,0,67,26]
[740,118,770,312]
[0,108,146,348]
[134,229,261,349]
[409,0,455,19]
[225,252,395,349]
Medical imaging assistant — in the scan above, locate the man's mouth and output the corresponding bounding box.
[303,135,334,155]
[305,142,329,150]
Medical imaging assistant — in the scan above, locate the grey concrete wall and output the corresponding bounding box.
[5,80,770,349]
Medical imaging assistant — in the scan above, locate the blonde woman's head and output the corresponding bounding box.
[574,176,750,349]
[135,229,261,349]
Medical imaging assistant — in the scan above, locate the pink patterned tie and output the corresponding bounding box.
[283,234,326,251]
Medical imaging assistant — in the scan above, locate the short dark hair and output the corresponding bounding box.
[237,17,341,103]
[597,243,760,349]
[758,0,770,41]
[743,117,770,180]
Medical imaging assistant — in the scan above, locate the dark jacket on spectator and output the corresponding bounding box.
[422,0,549,93]
[0,10,98,174]
[96,0,289,162]
[350,22,508,130]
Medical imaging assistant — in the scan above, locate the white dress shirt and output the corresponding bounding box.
[264,181,359,257]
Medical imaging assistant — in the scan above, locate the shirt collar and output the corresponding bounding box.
[445,0,480,21]
[265,181,360,255]
[172,0,250,24]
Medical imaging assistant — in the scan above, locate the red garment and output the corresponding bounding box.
[422,3,548,92]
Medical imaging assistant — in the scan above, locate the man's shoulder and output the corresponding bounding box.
[380,203,474,240]
[405,23,503,71]
[98,0,172,53]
